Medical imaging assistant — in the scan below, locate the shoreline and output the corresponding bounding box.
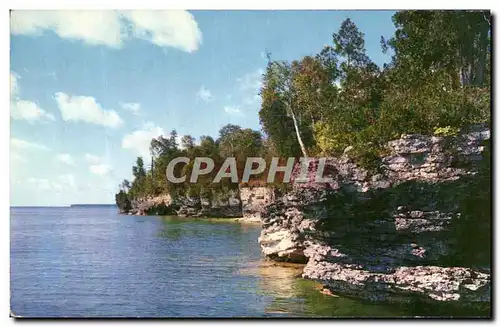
[122,212,263,225]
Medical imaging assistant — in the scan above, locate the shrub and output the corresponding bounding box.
[433,126,461,137]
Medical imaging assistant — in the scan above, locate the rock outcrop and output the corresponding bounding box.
[259,124,491,304]
[175,190,242,218]
[129,190,244,218]
[127,187,281,221]
[129,194,173,216]
[240,187,277,222]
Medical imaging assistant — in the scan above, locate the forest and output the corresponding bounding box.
[115,10,491,211]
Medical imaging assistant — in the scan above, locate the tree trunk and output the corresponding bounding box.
[473,22,489,86]
[289,105,308,158]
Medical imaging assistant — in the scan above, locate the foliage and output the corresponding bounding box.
[257,11,490,172]
[115,190,131,213]
[116,123,270,208]
[387,10,490,88]
[433,126,461,137]
[116,11,491,213]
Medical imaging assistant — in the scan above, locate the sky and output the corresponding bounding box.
[10,10,396,206]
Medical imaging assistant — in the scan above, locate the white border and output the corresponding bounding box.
[4,0,499,9]
[2,1,498,326]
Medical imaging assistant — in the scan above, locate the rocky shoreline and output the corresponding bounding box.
[121,186,276,225]
[258,125,491,305]
[120,125,490,307]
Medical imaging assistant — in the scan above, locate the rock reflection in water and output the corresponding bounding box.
[238,260,411,317]
[238,261,304,299]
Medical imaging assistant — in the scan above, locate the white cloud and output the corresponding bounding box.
[11,99,56,123]
[196,86,213,102]
[10,153,27,163]
[234,68,264,110]
[122,11,202,53]
[122,122,165,158]
[27,174,76,193]
[54,92,123,128]
[27,178,52,191]
[237,68,264,93]
[11,10,202,53]
[89,164,114,176]
[120,102,141,115]
[84,154,114,176]
[56,153,75,166]
[10,71,56,124]
[85,153,103,165]
[224,106,242,115]
[11,72,19,98]
[175,134,188,150]
[11,138,50,151]
[58,174,76,190]
[243,94,261,106]
[11,138,49,169]
[11,11,124,47]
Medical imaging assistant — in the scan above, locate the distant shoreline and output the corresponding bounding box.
[70,204,117,207]
[10,204,117,208]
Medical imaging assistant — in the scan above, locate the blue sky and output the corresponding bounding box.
[10,10,396,206]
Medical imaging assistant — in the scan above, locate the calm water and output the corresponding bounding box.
[10,206,486,318]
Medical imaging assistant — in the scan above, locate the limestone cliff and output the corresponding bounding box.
[240,187,278,222]
[258,124,491,304]
[129,194,173,216]
[128,190,244,218]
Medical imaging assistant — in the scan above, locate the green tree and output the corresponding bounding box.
[259,83,301,157]
[387,10,491,89]
[115,190,131,213]
[218,124,262,160]
[333,18,369,69]
[132,157,146,179]
[260,58,310,157]
[181,135,196,150]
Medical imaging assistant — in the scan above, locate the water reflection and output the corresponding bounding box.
[236,260,480,317]
[12,208,490,317]
[157,216,248,240]
[238,261,303,299]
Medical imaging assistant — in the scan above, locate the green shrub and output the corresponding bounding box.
[433,126,461,137]
[115,190,132,213]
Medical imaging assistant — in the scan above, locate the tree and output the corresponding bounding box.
[218,124,262,160]
[150,136,172,159]
[333,18,369,69]
[261,59,309,157]
[120,179,131,192]
[293,55,337,125]
[316,45,341,82]
[181,135,196,150]
[117,10,491,212]
[218,124,242,157]
[169,129,178,149]
[199,136,218,157]
[259,82,301,157]
[387,10,491,88]
[132,157,146,179]
[115,190,131,213]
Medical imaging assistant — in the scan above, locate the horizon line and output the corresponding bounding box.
[10,204,116,208]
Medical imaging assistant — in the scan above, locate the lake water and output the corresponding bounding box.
[10,206,486,318]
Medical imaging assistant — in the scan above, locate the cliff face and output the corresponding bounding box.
[127,186,277,220]
[129,194,173,215]
[175,190,242,218]
[258,125,491,304]
[128,190,244,218]
[240,187,277,222]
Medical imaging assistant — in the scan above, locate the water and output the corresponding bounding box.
[10,206,487,318]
